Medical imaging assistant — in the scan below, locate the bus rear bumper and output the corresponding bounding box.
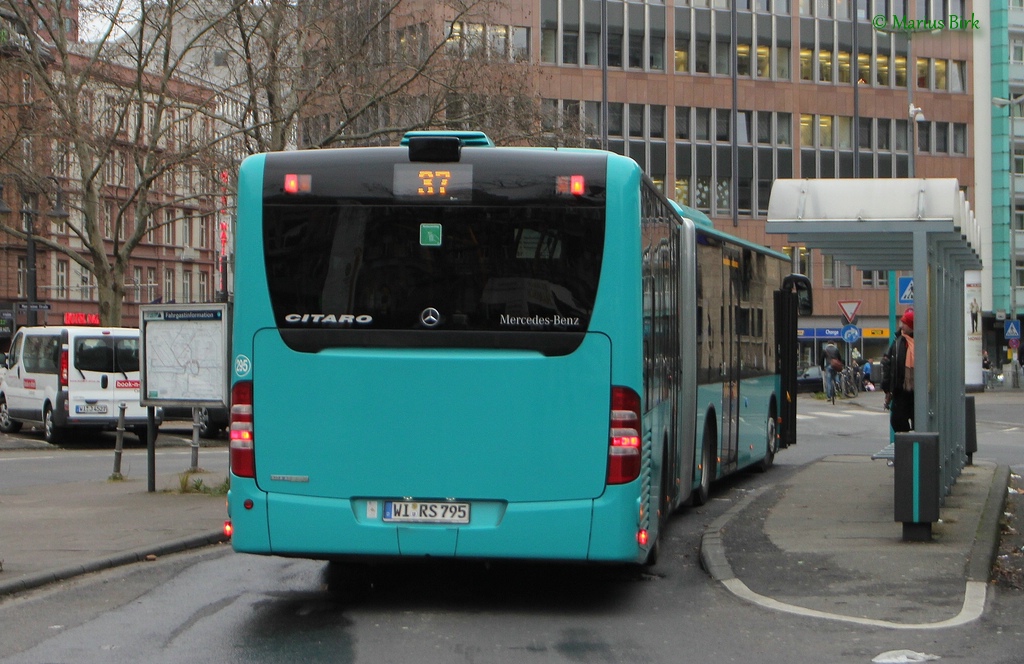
[227,481,644,563]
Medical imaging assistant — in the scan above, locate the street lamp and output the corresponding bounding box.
[0,175,70,326]
[908,103,926,178]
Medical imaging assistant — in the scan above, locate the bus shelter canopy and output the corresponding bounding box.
[766,178,982,498]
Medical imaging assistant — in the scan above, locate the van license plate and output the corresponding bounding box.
[76,404,108,414]
[383,501,470,524]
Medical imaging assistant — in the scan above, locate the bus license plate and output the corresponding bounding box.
[383,501,470,524]
[76,404,108,414]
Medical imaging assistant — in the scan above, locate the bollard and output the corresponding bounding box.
[964,396,977,466]
[894,432,940,542]
[190,407,201,471]
[111,402,127,479]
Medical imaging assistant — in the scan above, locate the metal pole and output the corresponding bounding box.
[112,402,126,479]
[24,204,37,326]
[147,406,156,492]
[731,0,738,227]
[1010,104,1021,387]
[600,0,608,151]
[191,407,201,471]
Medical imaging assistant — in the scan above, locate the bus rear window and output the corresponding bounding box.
[262,204,605,354]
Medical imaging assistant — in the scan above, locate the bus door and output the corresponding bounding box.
[720,245,742,473]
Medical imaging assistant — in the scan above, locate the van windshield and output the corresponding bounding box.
[74,338,140,373]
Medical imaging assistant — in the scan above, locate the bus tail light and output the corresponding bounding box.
[607,386,641,485]
[59,350,69,388]
[230,380,255,478]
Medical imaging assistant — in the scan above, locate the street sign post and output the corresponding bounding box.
[898,277,914,305]
[838,300,862,323]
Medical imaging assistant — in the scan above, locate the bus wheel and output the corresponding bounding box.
[757,413,778,472]
[690,427,715,507]
[324,561,374,597]
[43,406,65,445]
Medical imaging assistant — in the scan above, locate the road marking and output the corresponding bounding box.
[721,578,986,630]
[0,455,56,462]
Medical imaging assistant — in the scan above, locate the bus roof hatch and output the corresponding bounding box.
[402,131,495,162]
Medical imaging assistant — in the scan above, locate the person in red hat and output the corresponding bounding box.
[881,308,915,432]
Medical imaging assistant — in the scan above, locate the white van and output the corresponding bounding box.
[0,326,159,443]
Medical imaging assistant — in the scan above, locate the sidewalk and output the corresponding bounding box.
[0,468,228,596]
[701,389,1014,628]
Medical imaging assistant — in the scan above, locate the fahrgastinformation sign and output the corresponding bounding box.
[139,303,229,408]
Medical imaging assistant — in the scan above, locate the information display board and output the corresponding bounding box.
[139,303,229,407]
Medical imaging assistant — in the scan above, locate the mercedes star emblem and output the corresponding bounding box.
[420,307,441,327]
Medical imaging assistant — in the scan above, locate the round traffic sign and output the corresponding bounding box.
[841,324,861,343]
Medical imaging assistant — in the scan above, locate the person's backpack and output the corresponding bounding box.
[903,336,915,391]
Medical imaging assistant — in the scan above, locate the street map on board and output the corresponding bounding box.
[141,307,228,404]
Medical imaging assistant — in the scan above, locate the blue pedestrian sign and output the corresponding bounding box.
[898,277,914,305]
[1006,320,1021,339]
[841,324,861,343]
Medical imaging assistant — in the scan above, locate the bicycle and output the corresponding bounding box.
[839,365,859,398]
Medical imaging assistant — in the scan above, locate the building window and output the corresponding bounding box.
[949,60,966,92]
[952,123,967,154]
[650,6,666,70]
[861,270,888,287]
[133,266,143,303]
[651,105,665,138]
[917,57,929,89]
[676,106,690,140]
[77,267,93,301]
[934,59,947,90]
[823,255,852,287]
[182,270,193,303]
[164,214,174,245]
[147,267,157,303]
[563,0,579,65]
[695,10,711,73]
[935,122,949,153]
[200,215,211,249]
[17,256,26,298]
[917,121,931,152]
[182,212,193,247]
[540,1,557,63]
[512,26,530,61]
[56,260,68,299]
[164,268,175,303]
[675,8,690,71]
[199,271,209,302]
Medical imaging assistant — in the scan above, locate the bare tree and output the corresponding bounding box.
[0,0,576,325]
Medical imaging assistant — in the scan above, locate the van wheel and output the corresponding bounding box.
[43,406,65,444]
[0,396,22,433]
[133,426,157,443]
[198,408,221,438]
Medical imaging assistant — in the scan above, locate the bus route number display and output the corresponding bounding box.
[393,163,472,201]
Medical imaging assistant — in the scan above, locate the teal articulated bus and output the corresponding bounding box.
[226,131,811,566]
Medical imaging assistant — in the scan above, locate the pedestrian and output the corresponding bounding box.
[862,357,873,390]
[882,309,915,433]
[820,342,843,401]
